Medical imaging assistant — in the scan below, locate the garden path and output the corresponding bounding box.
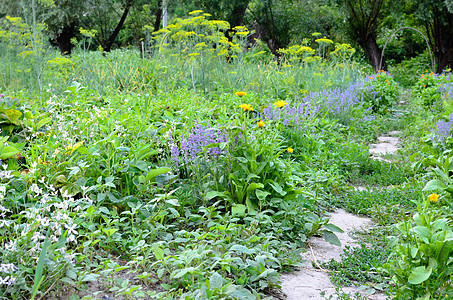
[281,131,402,299]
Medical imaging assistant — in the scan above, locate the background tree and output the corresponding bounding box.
[337,0,390,72]
[411,0,453,72]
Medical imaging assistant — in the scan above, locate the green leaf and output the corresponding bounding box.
[269,181,287,196]
[408,266,432,284]
[36,117,51,129]
[230,287,255,300]
[206,191,225,201]
[231,204,246,216]
[255,189,270,201]
[172,267,196,279]
[246,182,263,193]
[423,179,446,192]
[324,231,341,246]
[324,223,344,233]
[230,244,253,255]
[146,167,171,182]
[411,226,432,243]
[98,207,110,215]
[5,109,22,124]
[31,235,51,299]
[209,272,223,290]
[152,245,164,260]
[0,146,19,159]
[81,273,100,282]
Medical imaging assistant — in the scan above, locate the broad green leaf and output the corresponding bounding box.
[146,167,171,182]
[411,226,432,243]
[5,109,22,124]
[0,146,19,159]
[437,240,453,264]
[408,266,432,284]
[132,161,149,172]
[81,274,100,282]
[76,146,88,155]
[246,182,263,193]
[209,271,223,289]
[230,245,253,255]
[324,223,344,233]
[172,267,196,279]
[98,207,110,215]
[269,181,287,196]
[246,173,259,181]
[231,204,246,216]
[255,189,270,201]
[206,191,225,201]
[103,228,118,238]
[152,245,164,260]
[324,231,341,246]
[230,287,255,300]
[423,179,446,191]
[24,111,33,119]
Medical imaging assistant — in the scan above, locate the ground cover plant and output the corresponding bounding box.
[1,6,453,300]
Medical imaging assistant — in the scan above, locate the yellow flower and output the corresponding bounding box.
[429,193,439,203]
[287,147,294,153]
[239,104,253,111]
[273,100,288,108]
[257,120,265,127]
[235,91,247,97]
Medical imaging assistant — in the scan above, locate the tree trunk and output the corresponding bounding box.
[225,1,250,41]
[435,15,453,73]
[104,0,132,52]
[55,23,76,55]
[360,36,386,72]
[154,0,163,32]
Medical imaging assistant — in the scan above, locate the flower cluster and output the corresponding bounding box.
[256,101,319,127]
[430,113,453,149]
[0,263,17,285]
[303,81,363,121]
[170,122,227,167]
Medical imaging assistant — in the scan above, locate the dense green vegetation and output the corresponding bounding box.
[1,2,453,300]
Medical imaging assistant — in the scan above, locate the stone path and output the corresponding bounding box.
[281,131,402,299]
[369,131,401,161]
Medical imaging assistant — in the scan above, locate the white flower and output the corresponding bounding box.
[31,231,45,243]
[65,223,78,236]
[0,263,17,274]
[30,184,43,195]
[0,220,11,228]
[5,240,17,252]
[0,276,10,285]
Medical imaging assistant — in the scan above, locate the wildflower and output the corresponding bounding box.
[429,193,439,203]
[257,120,265,127]
[239,104,254,111]
[273,100,288,108]
[235,91,247,97]
[287,147,294,153]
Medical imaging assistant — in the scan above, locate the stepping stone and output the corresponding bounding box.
[281,210,386,300]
